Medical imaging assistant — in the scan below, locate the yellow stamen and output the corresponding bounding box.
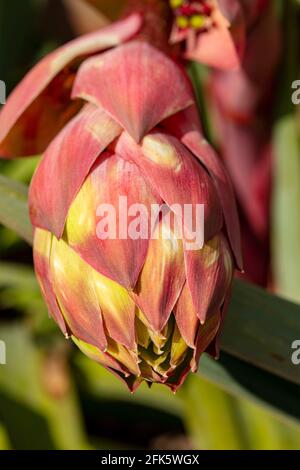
[176,15,189,29]
[190,14,206,29]
[170,0,184,9]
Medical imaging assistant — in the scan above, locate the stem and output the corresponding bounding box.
[123,0,173,51]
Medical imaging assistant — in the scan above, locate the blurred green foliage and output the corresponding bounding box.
[272,0,300,303]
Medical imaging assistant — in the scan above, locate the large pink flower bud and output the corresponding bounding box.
[0,15,241,391]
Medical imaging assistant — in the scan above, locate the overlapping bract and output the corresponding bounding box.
[0,16,241,390]
[0,14,142,157]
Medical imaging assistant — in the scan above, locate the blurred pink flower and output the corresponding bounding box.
[208,1,281,285]
[170,0,246,70]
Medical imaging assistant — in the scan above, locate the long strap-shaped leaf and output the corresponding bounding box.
[199,353,300,429]
[222,280,300,386]
[0,174,32,244]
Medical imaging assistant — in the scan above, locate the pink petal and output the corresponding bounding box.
[185,1,245,70]
[72,41,194,142]
[132,214,186,333]
[184,135,242,269]
[186,27,240,70]
[165,360,193,392]
[163,107,243,270]
[29,104,121,238]
[93,274,137,350]
[0,14,141,157]
[104,339,140,376]
[173,283,199,348]
[184,234,233,324]
[33,229,68,336]
[205,291,232,360]
[162,105,203,135]
[112,373,142,393]
[191,312,221,372]
[139,363,165,384]
[72,337,131,378]
[116,131,223,243]
[50,236,108,351]
[64,152,162,289]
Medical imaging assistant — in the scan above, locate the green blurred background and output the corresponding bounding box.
[1,0,300,450]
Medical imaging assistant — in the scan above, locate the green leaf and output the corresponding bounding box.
[182,373,300,450]
[198,353,300,429]
[0,157,39,184]
[0,323,88,449]
[272,0,300,303]
[0,174,32,245]
[0,262,48,322]
[181,375,248,450]
[187,61,215,145]
[272,115,300,303]
[237,394,300,450]
[74,353,183,418]
[0,423,11,450]
[222,279,300,386]
[0,0,41,90]
[0,262,37,289]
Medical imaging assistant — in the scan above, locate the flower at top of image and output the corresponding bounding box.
[169,0,246,70]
